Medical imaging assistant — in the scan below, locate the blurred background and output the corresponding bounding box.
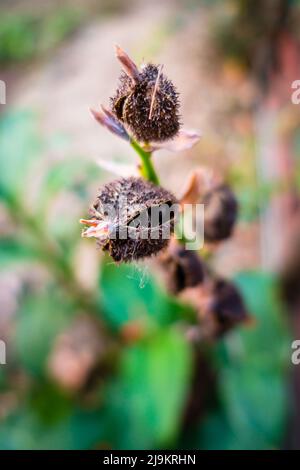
[0,0,300,450]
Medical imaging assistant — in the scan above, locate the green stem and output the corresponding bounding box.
[130,140,159,185]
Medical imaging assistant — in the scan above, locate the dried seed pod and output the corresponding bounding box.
[160,239,206,294]
[209,278,249,336]
[81,177,178,262]
[202,184,238,242]
[111,63,180,142]
[180,277,250,338]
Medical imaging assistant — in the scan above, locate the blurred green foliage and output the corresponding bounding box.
[0,8,82,64]
[100,261,195,331]
[0,111,291,449]
[183,272,290,450]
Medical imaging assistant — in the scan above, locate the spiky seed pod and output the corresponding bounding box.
[89,177,177,262]
[111,64,180,142]
[202,184,238,242]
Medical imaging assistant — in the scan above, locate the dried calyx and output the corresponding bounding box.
[80,177,178,262]
[111,48,180,143]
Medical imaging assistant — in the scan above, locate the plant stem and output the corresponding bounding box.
[130,140,159,185]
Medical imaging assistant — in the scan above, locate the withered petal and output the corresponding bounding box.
[179,169,210,206]
[90,106,129,141]
[147,129,201,153]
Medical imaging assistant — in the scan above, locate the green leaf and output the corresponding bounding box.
[15,289,73,377]
[99,259,192,331]
[0,380,106,450]
[103,328,192,449]
[218,364,287,449]
[0,111,42,201]
[232,271,290,369]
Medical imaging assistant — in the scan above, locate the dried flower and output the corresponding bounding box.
[90,46,201,154]
[111,48,180,143]
[80,177,178,262]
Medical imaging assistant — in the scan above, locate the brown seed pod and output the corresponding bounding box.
[82,177,178,262]
[159,239,206,294]
[209,278,249,336]
[202,184,238,242]
[111,64,180,142]
[180,277,250,338]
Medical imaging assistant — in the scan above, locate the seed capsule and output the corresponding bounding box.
[81,177,178,262]
[202,184,238,242]
[111,63,180,143]
[160,239,205,294]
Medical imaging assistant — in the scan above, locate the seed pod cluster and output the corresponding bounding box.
[111,64,180,143]
[202,184,238,242]
[90,177,177,262]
